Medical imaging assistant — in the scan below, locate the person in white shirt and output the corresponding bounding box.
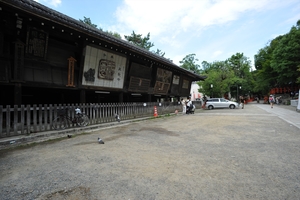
[181,98,186,114]
[186,97,192,114]
[269,95,275,108]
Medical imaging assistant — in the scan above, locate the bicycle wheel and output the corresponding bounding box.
[76,114,90,127]
[52,116,68,130]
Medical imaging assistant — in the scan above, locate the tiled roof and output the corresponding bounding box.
[1,0,206,80]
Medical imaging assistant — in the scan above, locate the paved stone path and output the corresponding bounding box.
[254,103,300,129]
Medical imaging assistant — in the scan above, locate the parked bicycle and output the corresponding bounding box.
[52,108,90,130]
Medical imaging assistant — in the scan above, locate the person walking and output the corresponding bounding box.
[269,94,275,108]
[276,96,282,105]
[186,97,192,114]
[181,98,186,114]
[240,96,245,109]
[201,96,207,109]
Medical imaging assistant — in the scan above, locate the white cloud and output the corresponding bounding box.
[159,36,182,49]
[114,0,282,37]
[105,0,300,65]
[115,0,189,36]
[284,13,300,25]
[212,50,223,58]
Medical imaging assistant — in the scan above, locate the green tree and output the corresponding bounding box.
[179,54,202,74]
[254,20,300,95]
[201,61,211,73]
[226,53,254,97]
[197,54,253,99]
[79,17,100,29]
[254,41,280,94]
[270,20,300,86]
[80,17,123,39]
[124,31,154,50]
[152,49,165,57]
[106,31,122,39]
[200,61,237,98]
[227,53,251,78]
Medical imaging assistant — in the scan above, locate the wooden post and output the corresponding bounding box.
[66,57,76,87]
[119,92,123,102]
[80,90,86,104]
[14,83,22,106]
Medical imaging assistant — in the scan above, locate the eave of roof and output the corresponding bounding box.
[1,0,206,81]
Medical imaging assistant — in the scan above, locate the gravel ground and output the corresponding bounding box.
[0,104,300,200]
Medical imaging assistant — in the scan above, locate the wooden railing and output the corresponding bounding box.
[270,87,299,95]
[0,101,201,138]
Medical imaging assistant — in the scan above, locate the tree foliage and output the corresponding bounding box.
[152,49,165,57]
[124,31,154,50]
[198,61,236,98]
[106,31,122,39]
[185,20,300,99]
[179,54,202,74]
[196,55,253,99]
[79,17,165,55]
[270,23,300,85]
[254,19,300,92]
[254,38,281,94]
[79,17,99,29]
[178,53,253,99]
[227,53,251,78]
[80,17,123,39]
[124,31,166,56]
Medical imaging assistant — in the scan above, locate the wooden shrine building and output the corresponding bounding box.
[0,0,206,106]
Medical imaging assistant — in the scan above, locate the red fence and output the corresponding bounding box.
[270,87,300,95]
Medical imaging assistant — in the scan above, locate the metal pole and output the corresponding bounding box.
[237,85,238,102]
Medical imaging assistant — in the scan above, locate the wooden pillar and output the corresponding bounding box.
[119,92,124,103]
[60,93,65,104]
[14,83,22,106]
[80,90,86,103]
[148,94,152,102]
[12,39,24,106]
[13,40,24,81]
[165,95,170,102]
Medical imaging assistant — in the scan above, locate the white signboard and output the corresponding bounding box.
[82,45,126,89]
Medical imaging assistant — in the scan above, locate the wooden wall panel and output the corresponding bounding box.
[153,68,172,95]
[52,69,64,84]
[128,62,151,93]
[129,62,151,79]
[128,76,151,92]
[0,60,10,82]
[170,75,180,95]
[25,27,48,59]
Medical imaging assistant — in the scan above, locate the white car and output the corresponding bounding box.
[206,98,239,109]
